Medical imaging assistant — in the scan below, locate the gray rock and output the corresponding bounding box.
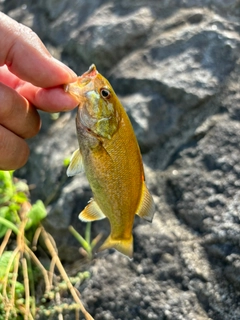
[1,0,240,319]
[63,6,155,70]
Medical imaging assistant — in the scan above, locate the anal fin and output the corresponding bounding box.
[66,149,84,177]
[136,182,155,222]
[79,199,106,222]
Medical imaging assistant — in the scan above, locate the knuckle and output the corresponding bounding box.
[18,23,39,44]
[0,87,41,139]
[0,125,29,170]
[23,102,41,138]
[0,83,15,118]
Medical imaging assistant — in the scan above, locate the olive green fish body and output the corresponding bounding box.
[66,65,155,258]
[82,118,142,239]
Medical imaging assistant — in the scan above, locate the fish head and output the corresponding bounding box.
[65,64,120,140]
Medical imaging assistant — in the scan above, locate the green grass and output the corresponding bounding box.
[0,171,94,320]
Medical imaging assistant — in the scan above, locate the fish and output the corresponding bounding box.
[65,64,155,259]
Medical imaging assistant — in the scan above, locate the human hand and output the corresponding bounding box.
[0,12,78,170]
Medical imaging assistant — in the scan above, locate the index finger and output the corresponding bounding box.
[0,12,77,87]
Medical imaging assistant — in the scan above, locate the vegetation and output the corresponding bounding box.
[0,171,94,320]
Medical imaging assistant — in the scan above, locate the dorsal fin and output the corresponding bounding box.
[136,182,155,222]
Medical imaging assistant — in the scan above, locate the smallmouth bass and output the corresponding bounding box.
[65,64,155,259]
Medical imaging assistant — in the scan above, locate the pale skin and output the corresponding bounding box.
[0,12,78,170]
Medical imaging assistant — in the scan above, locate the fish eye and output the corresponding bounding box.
[100,88,111,99]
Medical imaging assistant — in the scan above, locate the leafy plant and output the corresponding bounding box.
[0,171,94,320]
[69,224,102,260]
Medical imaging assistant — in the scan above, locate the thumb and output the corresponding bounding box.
[0,12,77,87]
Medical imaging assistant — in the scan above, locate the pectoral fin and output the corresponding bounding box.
[136,182,155,222]
[79,199,106,222]
[66,149,84,177]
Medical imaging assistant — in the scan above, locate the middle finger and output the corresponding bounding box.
[0,82,41,139]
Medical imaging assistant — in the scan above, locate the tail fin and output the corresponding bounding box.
[98,235,133,259]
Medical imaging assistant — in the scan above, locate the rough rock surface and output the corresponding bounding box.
[1,0,240,319]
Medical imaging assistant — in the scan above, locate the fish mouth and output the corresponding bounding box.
[81,64,98,78]
[67,64,102,138]
[64,78,92,100]
[64,64,98,101]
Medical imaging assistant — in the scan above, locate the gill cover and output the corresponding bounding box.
[78,88,119,139]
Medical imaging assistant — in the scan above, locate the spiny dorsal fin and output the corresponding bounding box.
[136,182,155,222]
[79,199,106,222]
[66,149,84,177]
